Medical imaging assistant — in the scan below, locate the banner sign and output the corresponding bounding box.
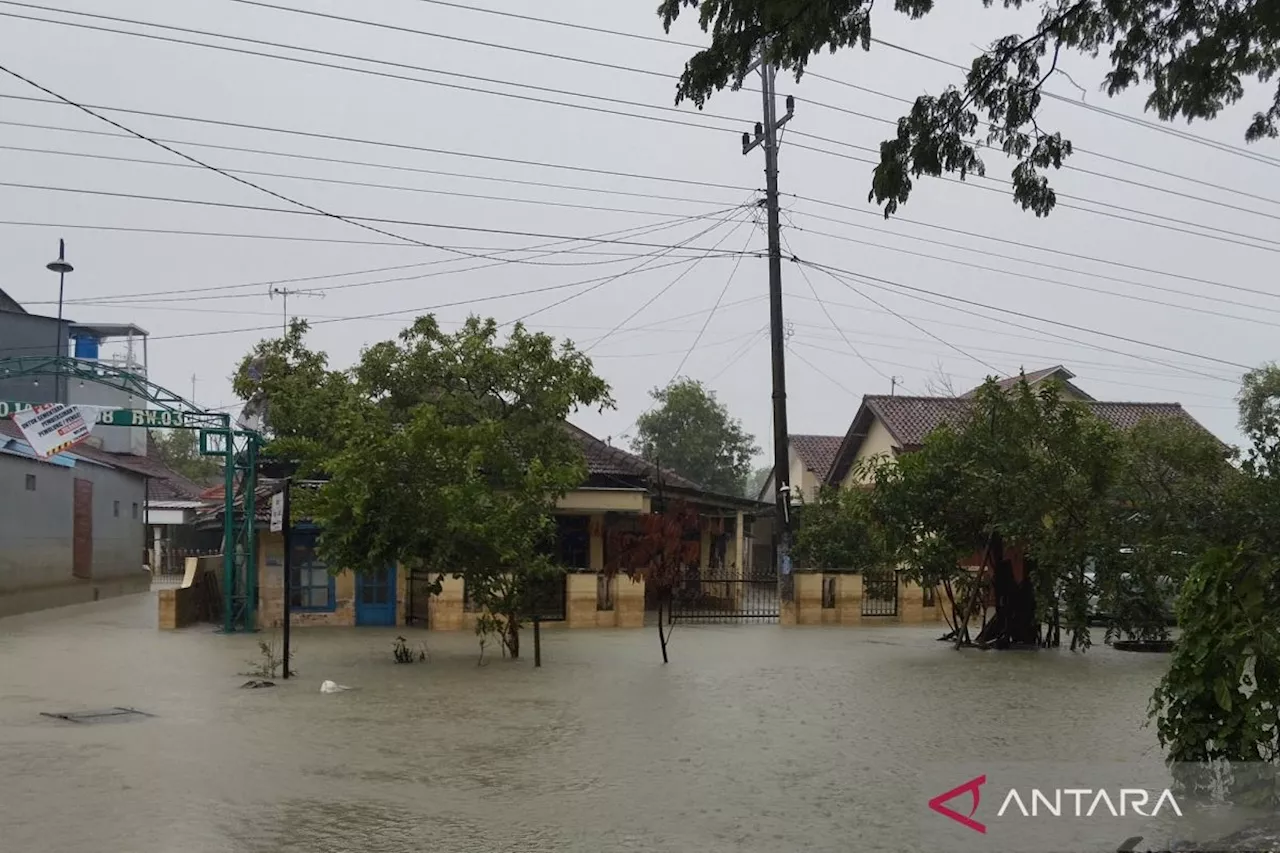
[0,401,191,428]
[11,403,94,458]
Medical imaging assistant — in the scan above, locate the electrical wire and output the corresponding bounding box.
[667,218,757,379]
[786,342,862,399]
[581,212,756,351]
[6,4,1277,235]
[0,142,740,221]
[796,257,1253,373]
[0,7,749,137]
[775,224,895,385]
[0,94,752,192]
[0,178,761,258]
[780,210,1280,328]
[788,194,1280,303]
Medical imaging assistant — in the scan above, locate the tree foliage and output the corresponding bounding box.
[1151,374,1280,780]
[149,428,221,484]
[234,317,613,659]
[659,0,1280,216]
[632,378,759,495]
[605,499,703,663]
[795,377,1231,649]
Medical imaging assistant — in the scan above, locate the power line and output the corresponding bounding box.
[10,1,1280,234]
[510,203,757,328]
[667,220,757,379]
[0,252,740,354]
[783,288,1237,385]
[0,141,739,217]
[0,94,753,193]
[775,225,894,385]
[796,258,1254,373]
[0,7,749,137]
[36,209,746,306]
[789,194,1280,303]
[805,73,1280,209]
[358,0,1280,174]
[581,213,756,352]
[781,210,1280,329]
[787,140,1280,255]
[786,343,862,399]
[0,178,762,258]
[786,241,1002,374]
[0,57,707,270]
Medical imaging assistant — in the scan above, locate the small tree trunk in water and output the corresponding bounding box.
[505,616,520,660]
[657,593,670,664]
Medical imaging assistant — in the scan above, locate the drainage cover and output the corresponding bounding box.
[40,707,154,724]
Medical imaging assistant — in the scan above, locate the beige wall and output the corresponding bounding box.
[840,418,898,488]
[761,444,825,503]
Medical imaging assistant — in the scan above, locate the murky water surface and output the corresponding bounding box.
[0,595,1169,852]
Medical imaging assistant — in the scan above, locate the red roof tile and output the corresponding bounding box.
[790,434,844,476]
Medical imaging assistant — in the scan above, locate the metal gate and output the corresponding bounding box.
[406,568,433,627]
[669,566,779,623]
[861,571,899,617]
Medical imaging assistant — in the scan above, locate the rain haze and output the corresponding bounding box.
[0,0,1273,448]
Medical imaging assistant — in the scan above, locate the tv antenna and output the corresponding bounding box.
[268,285,325,334]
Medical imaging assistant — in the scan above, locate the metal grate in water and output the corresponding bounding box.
[40,707,154,724]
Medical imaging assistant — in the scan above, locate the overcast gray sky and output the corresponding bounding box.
[1,0,1274,455]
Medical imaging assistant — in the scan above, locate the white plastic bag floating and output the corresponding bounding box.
[319,680,351,694]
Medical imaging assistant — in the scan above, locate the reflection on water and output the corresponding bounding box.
[0,594,1170,853]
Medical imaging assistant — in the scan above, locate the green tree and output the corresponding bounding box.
[659,0,1279,217]
[632,378,759,495]
[1238,363,1280,447]
[793,480,889,572]
[1151,370,1280,786]
[744,464,772,499]
[234,317,612,659]
[148,428,221,484]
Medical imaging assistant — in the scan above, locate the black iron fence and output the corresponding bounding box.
[669,565,780,623]
[861,571,899,617]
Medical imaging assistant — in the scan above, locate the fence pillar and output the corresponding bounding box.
[795,571,823,625]
[898,573,925,624]
[565,573,597,628]
[837,573,863,625]
[429,576,464,631]
[616,576,645,628]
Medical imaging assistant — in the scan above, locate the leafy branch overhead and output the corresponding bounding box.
[660,0,1280,217]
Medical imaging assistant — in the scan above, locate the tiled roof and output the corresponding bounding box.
[790,434,844,476]
[961,366,1095,401]
[867,395,1206,450]
[564,422,704,491]
[0,418,207,499]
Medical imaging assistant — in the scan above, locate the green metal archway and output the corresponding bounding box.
[0,355,260,633]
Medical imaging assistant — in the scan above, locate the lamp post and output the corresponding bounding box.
[46,239,73,404]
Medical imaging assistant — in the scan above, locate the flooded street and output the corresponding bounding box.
[1,594,1171,853]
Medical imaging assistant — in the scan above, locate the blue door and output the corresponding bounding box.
[355,565,397,626]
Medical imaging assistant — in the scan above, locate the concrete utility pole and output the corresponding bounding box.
[267,285,325,335]
[742,60,796,599]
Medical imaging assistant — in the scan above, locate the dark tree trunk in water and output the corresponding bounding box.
[505,618,520,660]
[975,534,1038,648]
[657,593,670,664]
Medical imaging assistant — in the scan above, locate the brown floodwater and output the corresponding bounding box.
[0,594,1172,853]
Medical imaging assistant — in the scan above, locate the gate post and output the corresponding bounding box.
[794,571,823,625]
[898,572,925,624]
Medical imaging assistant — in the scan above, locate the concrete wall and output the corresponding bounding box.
[781,570,944,627]
[0,453,148,617]
[0,310,67,405]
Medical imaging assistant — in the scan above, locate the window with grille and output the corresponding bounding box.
[24,474,35,491]
[922,584,936,607]
[821,576,837,609]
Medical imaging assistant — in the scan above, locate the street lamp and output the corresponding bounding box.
[46,239,73,404]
